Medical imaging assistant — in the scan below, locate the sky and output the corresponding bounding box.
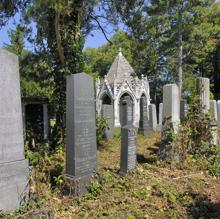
[0,13,114,50]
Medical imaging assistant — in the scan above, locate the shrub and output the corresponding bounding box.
[96,114,108,144]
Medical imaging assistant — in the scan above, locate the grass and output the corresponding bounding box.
[1,132,220,219]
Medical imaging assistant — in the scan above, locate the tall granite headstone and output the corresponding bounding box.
[66,73,97,195]
[139,96,148,135]
[196,77,210,113]
[120,96,136,174]
[162,84,180,133]
[101,104,114,139]
[0,49,29,211]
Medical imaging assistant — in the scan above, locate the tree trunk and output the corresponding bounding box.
[178,2,183,98]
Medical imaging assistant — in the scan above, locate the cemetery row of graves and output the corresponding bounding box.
[0,48,220,218]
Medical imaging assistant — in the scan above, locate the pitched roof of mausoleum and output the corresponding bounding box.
[106,49,136,84]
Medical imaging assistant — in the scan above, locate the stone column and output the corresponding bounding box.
[196,77,210,113]
[43,104,49,141]
[120,96,136,174]
[162,84,180,132]
[0,49,29,211]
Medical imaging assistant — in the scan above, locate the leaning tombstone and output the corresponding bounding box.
[65,73,97,195]
[120,96,136,174]
[196,77,210,113]
[101,104,114,139]
[139,96,148,135]
[0,49,29,211]
[209,100,218,145]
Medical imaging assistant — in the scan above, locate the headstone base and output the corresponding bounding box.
[64,174,93,196]
[0,159,29,211]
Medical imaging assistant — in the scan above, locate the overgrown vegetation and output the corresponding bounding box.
[1,132,220,218]
[160,94,220,177]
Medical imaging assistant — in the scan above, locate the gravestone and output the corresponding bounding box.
[162,84,180,133]
[149,104,157,131]
[120,96,136,174]
[196,77,210,113]
[66,72,97,195]
[209,100,218,145]
[180,99,188,120]
[158,103,163,129]
[139,96,148,135]
[101,104,114,139]
[217,100,220,124]
[210,100,218,121]
[0,49,29,211]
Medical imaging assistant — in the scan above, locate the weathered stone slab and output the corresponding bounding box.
[120,96,136,174]
[196,77,210,113]
[158,103,163,128]
[210,100,218,121]
[0,49,29,211]
[217,100,220,124]
[162,84,180,132]
[101,104,114,139]
[139,96,148,134]
[120,127,136,173]
[66,73,97,195]
[180,99,188,120]
[0,160,29,210]
[149,104,157,131]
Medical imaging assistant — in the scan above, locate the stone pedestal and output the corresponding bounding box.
[0,49,29,211]
[66,73,97,195]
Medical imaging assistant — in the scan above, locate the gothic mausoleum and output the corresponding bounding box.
[96,49,150,127]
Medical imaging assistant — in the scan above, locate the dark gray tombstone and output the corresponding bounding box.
[139,96,148,135]
[101,104,114,139]
[66,72,97,195]
[158,103,163,130]
[0,49,29,211]
[120,96,136,174]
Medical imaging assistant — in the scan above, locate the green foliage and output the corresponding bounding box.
[88,180,102,197]
[84,31,134,78]
[96,114,108,144]
[113,128,121,138]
